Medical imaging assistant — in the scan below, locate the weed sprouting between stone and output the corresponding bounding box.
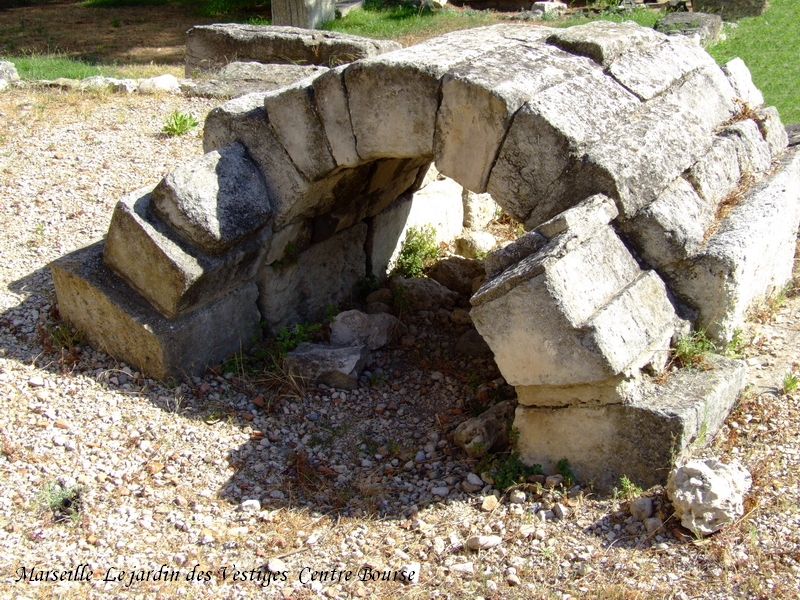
[162,110,198,137]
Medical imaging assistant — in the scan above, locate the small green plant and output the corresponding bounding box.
[367,372,386,386]
[221,351,246,375]
[48,323,84,350]
[673,329,715,369]
[782,371,798,394]
[556,458,575,487]
[275,322,322,356]
[325,303,340,323]
[355,273,380,299]
[476,427,542,490]
[271,241,299,271]
[111,17,121,27]
[39,480,83,523]
[162,111,199,137]
[392,225,438,278]
[615,475,642,501]
[725,327,747,358]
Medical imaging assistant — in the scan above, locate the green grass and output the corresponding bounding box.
[707,0,800,124]
[8,53,178,80]
[81,0,271,18]
[559,6,663,29]
[323,4,497,40]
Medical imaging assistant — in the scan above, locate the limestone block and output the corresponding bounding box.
[514,355,747,490]
[515,374,652,407]
[345,24,549,162]
[283,343,369,391]
[428,256,484,296]
[654,12,723,47]
[271,0,335,29]
[668,458,752,536]
[389,277,459,311]
[257,223,367,334]
[756,106,789,158]
[665,147,800,342]
[607,36,718,101]
[719,118,771,175]
[462,189,498,230]
[104,187,271,318]
[369,177,465,278]
[535,192,619,239]
[471,212,676,386]
[693,0,767,21]
[151,142,272,255]
[263,72,337,181]
[185,24,401,76]
[137,75,181,94]
[546,20,662,67]
[619,176,712,269]
[262,220,312,266]
[0,60,20,82]
[454,231,496,259]
[685,136,741,204]
[435,38,593,192]
[721,57,764,107]
[312,66,359,168]
[483,231,548,279]
[330,310,399,350]
[486,68,639,226]
[190,62,328,100]
[582,66,737,219]
[51,242,261,380]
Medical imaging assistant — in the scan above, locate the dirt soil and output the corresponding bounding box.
[0,0,229,65]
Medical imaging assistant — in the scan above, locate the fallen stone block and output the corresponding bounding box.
[103,187,271,318]
[454,399,516,458]
[693,0,767,21]
[462,189,498,230]
[185,24,401,76]
[428,256,484,297]
[51,241,261,380]
[721,57,764,108]
[654,12,723,46]
[664,147,800,343]
[330,310,399,350]
[257,223,367,334]
[667,458,752,536]
[189,62,328,99]
[756,106,789,158]
[283,343,369,390]
[719,118,772,176]
[389,276,459,311]
[514,354,747,490]
[151,142,273,255]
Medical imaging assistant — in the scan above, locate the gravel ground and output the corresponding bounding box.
[1,87,800,600]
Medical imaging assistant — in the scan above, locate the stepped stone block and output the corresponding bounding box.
[471,195,677,387]
[151,142,272,255]
[515,355,747,490]
[664,147,800,343]
[546,20,662,67]
[51,242,261,380]
[719,118,772,176]
[104,187,271,319]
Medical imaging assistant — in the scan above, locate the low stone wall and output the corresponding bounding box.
[52,22,799,488]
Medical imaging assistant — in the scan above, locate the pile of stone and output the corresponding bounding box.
[51,21,800,488]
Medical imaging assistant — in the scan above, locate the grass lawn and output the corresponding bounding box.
[10,53,181,80]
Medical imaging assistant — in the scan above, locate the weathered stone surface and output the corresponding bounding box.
[487,68,640,226]
[546,20,662,68]
[756,106,789,158]
[0,60,20,82]
[719,118,772,176]
[515,355,747,490]
[151,142,272,255]
[51,241,261,380]
[484,231,548,279]
[283,343,369,391]
[312,67,359,168]
[263,72,336,181]
[693,0,767,20]
[257,223,367,334]
[654,12,723,46]
[685,136,742,204]
[582,66,737,219]
[330,310,399,350]
[389,276,459,311]
[455,328,493,357]
[515,374,653,408]
[262,220,312,266]
[667,458,752,536]
[472,197,676,386]
[462,189,498,230]
[190,62,327,99]
[186,24,401,76]
[104,187,271,318]
[665,147,800,343]
[271,0,335,29]
[454,231,496,259]
[454,399,516,458]
[721,57,764,108]
[428,256,484,296]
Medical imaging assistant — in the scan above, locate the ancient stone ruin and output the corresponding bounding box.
[51,22,800,488]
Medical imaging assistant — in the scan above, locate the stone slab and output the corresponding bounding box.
[51,241,261,381]
[104,187,271,318]
[283,342,369,390]
[693,0,767,21]
[654,12,723,46]
[185,24,401,76]
[515,354,747,490]
[721,57,764,108]
[546,20,662,68]
[189,62,328,99]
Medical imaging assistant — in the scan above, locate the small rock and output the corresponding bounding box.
[138,74,181,94]
[466,535,502,550]
[553,503,570,520]
[399,562,420,584]
[630,497,653,521]
[450,562,474,575]
[240,499,261,512]
[644,517,663,535]
[28,377,45,387]
[269,490,285,500]
[267,558,286,573]
[507,573,521,586]
[545,474,564,488]
[481,495,499,512]
[431,486,450,497]
[467,473,484,487]
[509,490,526,504]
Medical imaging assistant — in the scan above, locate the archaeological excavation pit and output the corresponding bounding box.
[51,21,800,488]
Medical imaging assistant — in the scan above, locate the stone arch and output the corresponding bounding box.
[52,21,798,487]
